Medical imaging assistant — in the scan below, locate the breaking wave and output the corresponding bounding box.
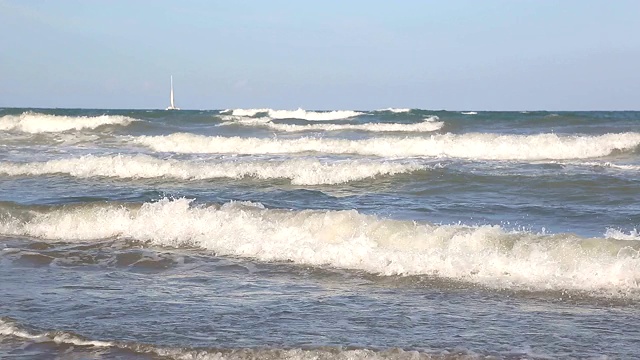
[0,112,136,133]
[133,132,640,160]
[220,108,271,117]
[378,108,412,113]
[1,198,639,297]
[0,155,424,185]
[221,108,364,121]
[220,116,444,133]
[605,228,640,241]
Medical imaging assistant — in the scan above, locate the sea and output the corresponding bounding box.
[0,108,639,359]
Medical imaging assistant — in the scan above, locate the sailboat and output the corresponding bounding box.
[165,75,180,110]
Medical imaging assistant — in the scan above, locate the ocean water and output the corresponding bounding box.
[0,108,639,359]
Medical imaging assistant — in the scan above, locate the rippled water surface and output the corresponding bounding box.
[1,108,639,359]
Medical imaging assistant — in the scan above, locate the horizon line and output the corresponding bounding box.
[1,106,639,112]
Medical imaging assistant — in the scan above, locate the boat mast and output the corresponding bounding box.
[170,75,175,108]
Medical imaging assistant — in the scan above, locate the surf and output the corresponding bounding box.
[132,132,640,160]
[0,155,425,185]
[1,198,638,297]
[219,116,444,133]
[221,108,364,121]
[0,112,136,133]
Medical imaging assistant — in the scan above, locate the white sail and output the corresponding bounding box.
[166,76,180,110]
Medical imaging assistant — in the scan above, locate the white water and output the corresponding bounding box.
[220,116,444,133]
[0,112,135,133]
[220,108,271,117]
[1,198,638,296]
[378,108,412,113]
[221,108,364,121]
[605,228,640,241]
[0,155,424,185]
[133,132,640,161]
[0,319,112,347]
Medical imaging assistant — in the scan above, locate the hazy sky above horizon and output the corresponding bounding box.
[1,0,639,110]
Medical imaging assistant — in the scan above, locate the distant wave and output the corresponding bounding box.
[1,198,638,296]
[220,108,271,117]
[0,112,136,133]
[0,155,424,185]
[221,108,363,121]
[461,111,477,115]
[378,108,412,113]
[133,132,640,160]
[220,116,444,133]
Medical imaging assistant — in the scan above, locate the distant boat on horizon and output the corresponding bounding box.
[165,76,180,110]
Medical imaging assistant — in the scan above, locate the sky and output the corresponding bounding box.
[1,0,639,111]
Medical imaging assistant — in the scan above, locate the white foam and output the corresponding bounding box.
[0,318,39,340]
[267,108,364,121]
[0,317,445,359]
[263,120,444,133]
[461,111,477,115]
[218,115,272,125]
[0,112,136,133]
[134,132,640,161]
[585,162,640,171]
[0,155,424,185]
[0,318,112,347]
[221,108,271,117]
[379,108,412,113]
[219,108,363,120]
[605,228,640,241]
[221,116,443,133]
[147,347,440,360]
[2,198,639,296]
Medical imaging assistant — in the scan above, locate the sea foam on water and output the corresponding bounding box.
[133,132,640,160]
[1,198,638,297]
[0,155,425,185]
[0,112,136,133]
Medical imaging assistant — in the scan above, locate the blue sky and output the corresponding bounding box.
[1,0,639,110]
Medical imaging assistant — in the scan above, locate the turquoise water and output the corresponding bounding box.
[1,108,639,359]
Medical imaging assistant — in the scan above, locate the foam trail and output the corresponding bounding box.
[1,199,639,296]
[218,115,272,125]
[221,117,444,133]
[573,161,640,171]
[0,318,112,347]
[0,155,424,185]
[0,318,443,359]
[133,132,640,160]
[461,112,477,115]
[260,120,444,133]
[0,112,136,133]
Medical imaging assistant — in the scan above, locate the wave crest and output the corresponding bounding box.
[220,116,443,133]
[133,132,640,160]
[0,112,136,133]
[1,198,639,296]
[0,318,461,359]
[221,108,363,121]
[0,155,424,185]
